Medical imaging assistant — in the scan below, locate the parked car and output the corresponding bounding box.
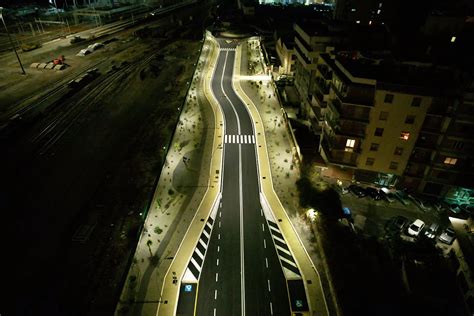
[407,219,425,237]
[408,195,432,212]
[385,215,409,234]
[424,223,440,239]
[394,190,410,206]
[348,184,367,198]
[380,187,396,203]
[366,187,382,200]
[334,184,349,195]
[87,42,104,51]
[76,48,91,56]
[438,227,456,244]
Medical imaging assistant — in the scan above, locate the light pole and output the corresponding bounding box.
[0,7,26,75]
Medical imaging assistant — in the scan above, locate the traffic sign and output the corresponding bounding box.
[184,284,193,292]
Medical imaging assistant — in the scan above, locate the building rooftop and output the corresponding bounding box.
[334,53,460,95]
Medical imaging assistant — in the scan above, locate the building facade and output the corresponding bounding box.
[307,51,474,198]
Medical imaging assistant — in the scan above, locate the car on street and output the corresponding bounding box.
[424,223,440,239]
[379,187,396,203]
[385,215,409,234]
[408,195,432,212]
[407,219,425,237]
[439,227,456,244]
[348,184,367,198]
[334,184,349,195]
[394,190,410,206]
[366,187,382,200]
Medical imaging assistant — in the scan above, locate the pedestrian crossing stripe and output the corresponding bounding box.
[220,47,236,51]
[224,134,256,144]
[182,217,215,283]
[267,219,301,279]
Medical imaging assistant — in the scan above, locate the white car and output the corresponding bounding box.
[439,227,456,244]
[76,48,91,56]
[407,219,425,237]
[88,42,104,51]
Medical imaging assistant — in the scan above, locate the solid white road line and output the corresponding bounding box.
[267,280,271,292]
[265,257,268,268]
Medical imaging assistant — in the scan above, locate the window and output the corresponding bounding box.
[370,143,379,151]
[345,139,355,151]
[453,141,464,150]
[366,157,375,166]
[400,131,410,140]
[411,97,421,107]
[394,147,403,155]
[405,115,415,124]
[375,128,384,136]
[384,93,394,103]
[444,157,457,165]
[379,111,389,121]
[389,161,398,170]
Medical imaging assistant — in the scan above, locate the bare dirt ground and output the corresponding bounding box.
[2,13,205,315]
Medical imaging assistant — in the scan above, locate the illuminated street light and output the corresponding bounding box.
[0,7,26,75]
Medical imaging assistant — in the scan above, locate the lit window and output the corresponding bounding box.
[351,8,356,12]
[370,143,379,151]
[346,139,355,147]
[366,158,375,166]
[451,36,456,43]
[389,161,398,170]
[400,131,410,140]
[379,111,389,121]
[394,147,403,155]
[444,157,457,165]
[375,128,384,137]
[384,93,394,103]
[405,115,415,124]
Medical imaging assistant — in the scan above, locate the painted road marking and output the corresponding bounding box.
[267,279,271,292]
[265,257,268,268]
[224,134,256,144]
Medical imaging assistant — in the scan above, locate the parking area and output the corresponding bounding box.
[338,185,456,255]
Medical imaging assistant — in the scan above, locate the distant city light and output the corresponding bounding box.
[451,36,456,43]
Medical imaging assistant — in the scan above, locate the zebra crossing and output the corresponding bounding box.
[224,134,256,144]
[220,47,236,51]
[182,217,215,283]
[267,220,302,280]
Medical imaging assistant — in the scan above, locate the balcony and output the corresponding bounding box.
[415,134,439,150]
[409,149,433,164]
[328,99,370,123]
[324,115,366,138]
[294,44,316,70]
[427,98,454,116]
[404,165,425,178]
[331,83,374,107]
[315,76,330,95]
[321,137,358,167]
[421,116,444,134]
[317,64,332,80]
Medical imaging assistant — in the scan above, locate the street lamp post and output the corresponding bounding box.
[0,7,26,75]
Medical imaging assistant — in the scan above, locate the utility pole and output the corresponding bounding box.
[0,7,26,75]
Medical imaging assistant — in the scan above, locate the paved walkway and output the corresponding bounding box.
[115,36,219,316]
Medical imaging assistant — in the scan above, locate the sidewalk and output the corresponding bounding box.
[115,37,218,316]
[236,39,333,316]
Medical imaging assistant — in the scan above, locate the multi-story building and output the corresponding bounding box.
[310,51,474,197]
[293,21,345,133]
[275,34,296,76]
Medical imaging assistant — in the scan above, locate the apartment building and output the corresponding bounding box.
[311,51,474,197]
[293,21,345,132]
[275,34,296,76]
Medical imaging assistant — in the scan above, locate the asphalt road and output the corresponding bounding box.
[194,39,291,315]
